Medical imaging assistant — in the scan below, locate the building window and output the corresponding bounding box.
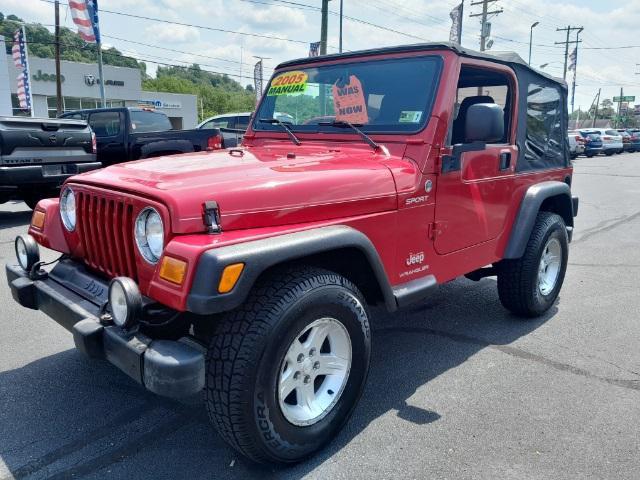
[45,97,128,117]
[11,94,30,116]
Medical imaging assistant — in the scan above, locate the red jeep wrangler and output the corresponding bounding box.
[7,43,578,463]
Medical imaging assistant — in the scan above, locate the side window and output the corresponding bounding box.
[235,116,251,130]
[451,66,512,145]
[523,83,564,169]
[89,112,121,137]
[61,113,86,120]
[207,117,234,129]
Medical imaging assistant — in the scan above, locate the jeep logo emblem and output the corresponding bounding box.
[406,251,425,266]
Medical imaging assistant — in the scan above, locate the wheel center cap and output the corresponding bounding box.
[301,358,313,375]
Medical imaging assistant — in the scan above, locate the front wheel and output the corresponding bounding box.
[205,267,371,463]
[497,212,568,317]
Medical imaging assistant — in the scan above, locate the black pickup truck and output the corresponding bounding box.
[59,107,224,165]
[0,116,99,209]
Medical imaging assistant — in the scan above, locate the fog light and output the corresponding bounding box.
[108,277,142,329]
[15,235,40,271]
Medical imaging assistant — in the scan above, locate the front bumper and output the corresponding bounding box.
[0,162,101,188]
[5,262,204,398]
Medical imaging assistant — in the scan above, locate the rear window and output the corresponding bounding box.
[89,111,121,137]
[130,111,172,133]
[605,130,619,136]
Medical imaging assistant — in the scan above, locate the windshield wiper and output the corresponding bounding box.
[259,118,301,146]
[318,120,381,152]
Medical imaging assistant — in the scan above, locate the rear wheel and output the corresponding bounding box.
[497,212,568,317]
[205,267,371,463]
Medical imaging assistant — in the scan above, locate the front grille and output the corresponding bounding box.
[76,191,138,281]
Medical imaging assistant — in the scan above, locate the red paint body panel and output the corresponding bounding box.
[27,48,573,313]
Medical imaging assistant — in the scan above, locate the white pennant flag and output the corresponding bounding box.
[449,2,464,44]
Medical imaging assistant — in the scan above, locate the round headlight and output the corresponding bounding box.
[135,207,164,264]
[108,277,142,329]
[15,234,40,271]
[60,187,76,231]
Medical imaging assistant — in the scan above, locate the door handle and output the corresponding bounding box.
[499,152,511,170]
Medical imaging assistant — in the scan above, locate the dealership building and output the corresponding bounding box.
[0,39,198,129]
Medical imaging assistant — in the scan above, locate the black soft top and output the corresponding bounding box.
[277,41,566,89]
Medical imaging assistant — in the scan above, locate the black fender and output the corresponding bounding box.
[503,181,578,259]
[139,140,194,158]
[186,225,399,315]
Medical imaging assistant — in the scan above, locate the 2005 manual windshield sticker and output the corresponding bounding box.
[267,71,308,96]
[332,75,368,124]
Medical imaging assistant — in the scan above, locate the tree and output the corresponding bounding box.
[0,12,145,71]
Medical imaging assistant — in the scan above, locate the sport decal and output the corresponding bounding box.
[267,71,308,96]
[332,75,368,124]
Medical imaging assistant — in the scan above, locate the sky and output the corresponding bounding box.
[3,0,640,111]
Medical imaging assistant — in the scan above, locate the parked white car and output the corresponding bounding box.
[567,130,586,158]
[580,128,623,155]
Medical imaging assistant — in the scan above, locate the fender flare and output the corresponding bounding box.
[186,225,398,315]
[503,181,576,259]
[139,140,194,158]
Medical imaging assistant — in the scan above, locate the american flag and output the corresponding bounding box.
[69,0,101,43]
[309,41,320,57]
[12,28,32,111]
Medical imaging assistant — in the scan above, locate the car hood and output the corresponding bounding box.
[71,143,399,233]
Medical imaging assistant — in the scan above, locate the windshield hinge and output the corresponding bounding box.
[428,222,442,240]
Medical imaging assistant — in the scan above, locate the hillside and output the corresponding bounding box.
[1,12,255,120]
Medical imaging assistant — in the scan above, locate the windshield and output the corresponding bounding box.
[254,56,442,134]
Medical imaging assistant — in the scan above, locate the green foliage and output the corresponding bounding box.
[0,12,144,70]
[1,11,255,121]
[143,65,256,121]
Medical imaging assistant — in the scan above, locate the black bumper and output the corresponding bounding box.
[5,262,204,398]
[0,162,101,188]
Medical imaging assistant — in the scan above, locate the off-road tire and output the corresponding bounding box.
[205,267,371,463]
[497,212,568,317]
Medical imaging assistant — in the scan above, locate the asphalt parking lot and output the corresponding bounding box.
[1,153,639,480]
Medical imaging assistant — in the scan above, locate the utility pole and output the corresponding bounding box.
[617,87,623,128]
[470,0,502,52]
[570,27,583,114]
[555,25,582,81]
[54,0,63,116]
[320,0,330,55]
[592,88,600,128]
[339,0,344,53]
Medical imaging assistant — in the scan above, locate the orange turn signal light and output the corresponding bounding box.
[31,210,45,229]
[218,263,244,293]
[159,256,187,285]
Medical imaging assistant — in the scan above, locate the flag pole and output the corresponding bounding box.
[92,0,106,108]
[96,41,106,108]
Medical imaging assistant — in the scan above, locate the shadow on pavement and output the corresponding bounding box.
[0,203,31,231]
[0,278,557,479]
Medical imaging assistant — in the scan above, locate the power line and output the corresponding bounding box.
[38,0,313,45]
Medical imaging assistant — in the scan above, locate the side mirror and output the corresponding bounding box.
[465,103,504,143]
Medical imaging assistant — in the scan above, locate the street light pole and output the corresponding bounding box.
[528,21,539,65]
